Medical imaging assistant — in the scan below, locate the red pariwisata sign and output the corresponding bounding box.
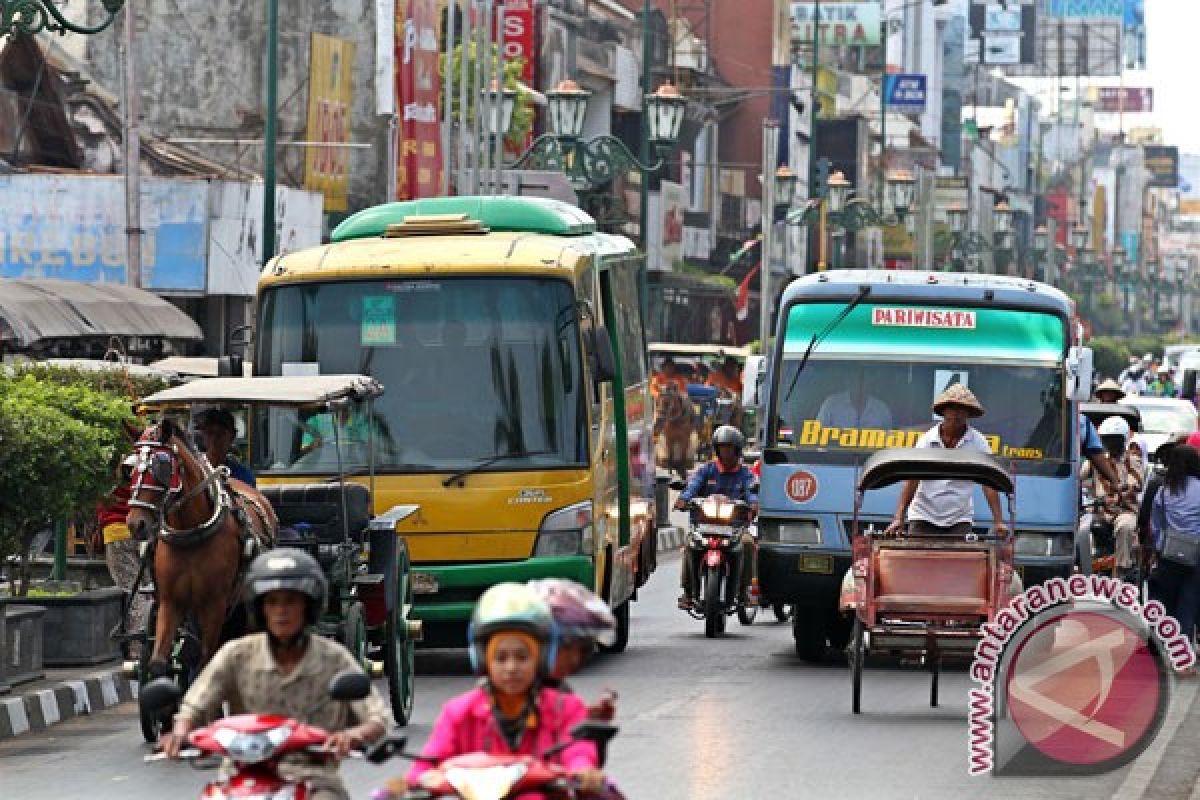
[395,0,443,200]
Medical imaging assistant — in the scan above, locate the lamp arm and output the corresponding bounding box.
[510,134,569,173]
[3,0,124,35]
[509,134,665,190]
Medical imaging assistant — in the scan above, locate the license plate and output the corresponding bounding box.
[411,572,439,595]
[798,555,834,574]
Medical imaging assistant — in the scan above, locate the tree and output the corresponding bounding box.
[0,372,141,594]
[439,43,534,150]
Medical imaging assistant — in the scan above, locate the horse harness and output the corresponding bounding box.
[129,430,276,553]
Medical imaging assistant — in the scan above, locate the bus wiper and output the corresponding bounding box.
[443,450,550,487]
[784,286,871,403]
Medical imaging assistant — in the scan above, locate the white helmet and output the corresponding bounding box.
[1098,416,1131,441]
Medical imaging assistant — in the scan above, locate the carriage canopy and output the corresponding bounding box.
[138,375,383,409]
[857,448,1014,494]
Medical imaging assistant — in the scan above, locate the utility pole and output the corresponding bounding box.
[760,121,780,351]
[806,0,820,272]
[638,0,653,321]
[263,0,280,264]
[122,4,142,288]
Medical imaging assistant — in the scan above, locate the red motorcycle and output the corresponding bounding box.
[142,670,404,799]
[375,722,620,800]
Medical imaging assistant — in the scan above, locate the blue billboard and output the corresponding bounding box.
[0,175,208,291]
[884,74,927,113]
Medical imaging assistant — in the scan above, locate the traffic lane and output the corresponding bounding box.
[0,551,1188,800]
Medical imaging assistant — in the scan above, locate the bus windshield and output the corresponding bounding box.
[770,301,1069,470]
[253,277,588,474]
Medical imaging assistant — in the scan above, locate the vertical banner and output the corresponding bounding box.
[396,0,444,199]
[375,0,396,115]
[304,34,356,212]
[501,0,534,153]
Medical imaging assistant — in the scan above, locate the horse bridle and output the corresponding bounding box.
[129,425,232,539]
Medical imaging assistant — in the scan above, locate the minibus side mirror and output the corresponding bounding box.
[587,327,617,384]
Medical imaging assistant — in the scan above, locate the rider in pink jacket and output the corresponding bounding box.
[406,683,597,785]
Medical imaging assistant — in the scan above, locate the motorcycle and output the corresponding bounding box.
[141,670,404,799]
[375,721,620,800]
[672,486,758,637]
[1078,488,1140,581]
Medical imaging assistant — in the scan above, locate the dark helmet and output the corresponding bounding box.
[244,548,327,627]
[712,424,745,455]
[467,583,556,676]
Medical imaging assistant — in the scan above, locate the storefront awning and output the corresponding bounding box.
[0,278,203,351]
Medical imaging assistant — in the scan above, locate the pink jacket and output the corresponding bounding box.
[407,685,597,785]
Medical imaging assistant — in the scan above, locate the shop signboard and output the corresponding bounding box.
[1144,145,1179,189]
[790,1,880,47]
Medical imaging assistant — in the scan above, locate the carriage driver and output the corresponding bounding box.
[674,425,759,610]
[196,408,256,487]
[161,549,388,800]
[885,385,1009,538]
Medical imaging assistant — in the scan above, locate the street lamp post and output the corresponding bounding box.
[1033,225,1049,282]
[505,78,686,320]
[788,170,913,268]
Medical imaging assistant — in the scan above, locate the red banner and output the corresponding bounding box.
[395,0,443,200]
[500,0,535,154]
[1046,187,1070,247]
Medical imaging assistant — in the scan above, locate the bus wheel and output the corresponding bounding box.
[602,600,630,653]
[793,614,827,662]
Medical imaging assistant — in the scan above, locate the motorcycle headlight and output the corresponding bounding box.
[759,519,821,545]
[212,725,291,764]
[1014,532,1073,557]
[445,764,528,799]
[535,501,593,556]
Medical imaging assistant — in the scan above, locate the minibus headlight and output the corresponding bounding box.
[535,501,593,556]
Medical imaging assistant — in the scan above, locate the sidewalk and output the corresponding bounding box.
[0,661,136,739]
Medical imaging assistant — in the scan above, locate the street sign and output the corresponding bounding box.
[884,74,926,113]
[1144,146,1180,189]
[1092,87,1153,113]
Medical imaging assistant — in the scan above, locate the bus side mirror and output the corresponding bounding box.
[217,355,243,377]
[743,355,766,408]
[1184,369,1198,402]
[1067,346,1093,403]
[587,327,617,384]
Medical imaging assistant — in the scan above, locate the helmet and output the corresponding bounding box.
[712,425,745,454]
[1097,416,1131,441]
[245,548,328,627]
[528,578,616,647]
[468,583,556,676]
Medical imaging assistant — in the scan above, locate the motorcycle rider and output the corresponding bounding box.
[160,549,389,800]
[1081,417,1145,578]
[391,583,603,795]
[674,425,758,610]
[528,578,619,721]
[1093,378,1126,404]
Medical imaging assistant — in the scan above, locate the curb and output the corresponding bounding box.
[0,668,136,739]
[656,524,684,553]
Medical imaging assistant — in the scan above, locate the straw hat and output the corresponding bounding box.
[933,384,985,418]
[1094,378,1125,400]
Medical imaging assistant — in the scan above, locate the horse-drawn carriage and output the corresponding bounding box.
[838,448,1016,714]
[649,343,750,476]
[121,375,420,741]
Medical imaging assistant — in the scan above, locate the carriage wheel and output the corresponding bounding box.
[384,560,416,726]
[138,604,162,743]
[703,566,722,639]
[930,651,941,708]
[850,618,865,714]
[341,601,368,670]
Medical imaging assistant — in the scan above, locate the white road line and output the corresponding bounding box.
[36,690,59,726]
[1111,680,1197,799]
[3,697,30,736]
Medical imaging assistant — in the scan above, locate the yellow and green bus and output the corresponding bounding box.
[252,196,657,649]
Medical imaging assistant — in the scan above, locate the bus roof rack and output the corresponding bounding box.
[332,196,597,242]
[383,214,489,237]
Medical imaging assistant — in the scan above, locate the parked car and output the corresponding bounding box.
[1123,396,1199,458]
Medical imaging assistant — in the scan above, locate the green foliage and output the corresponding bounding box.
[0,371,142,593]
[439,43,533,150]
[12,363,169,401]
[1088,336,1131,380]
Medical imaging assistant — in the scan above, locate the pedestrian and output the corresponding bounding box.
[1150,443,1200,674]
[1148,366,1178,398]
[99,456,149,658]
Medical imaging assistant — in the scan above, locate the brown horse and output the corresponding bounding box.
[654,383,696,481]
[126,418,278,677]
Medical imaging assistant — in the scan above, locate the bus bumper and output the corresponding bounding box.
[408,556,595,637]
[758,544,852,610]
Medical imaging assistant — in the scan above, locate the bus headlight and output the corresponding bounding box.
[1014,531,1073,558]
[759,519,821,545]
[535,501,594,556]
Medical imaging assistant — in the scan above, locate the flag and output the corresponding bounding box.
[736,261,761,322]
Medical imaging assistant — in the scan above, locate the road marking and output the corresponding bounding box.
[67,680,91,714]
[36,690,59,726]
[1111,681,1197,799]
[3,697,29,736]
